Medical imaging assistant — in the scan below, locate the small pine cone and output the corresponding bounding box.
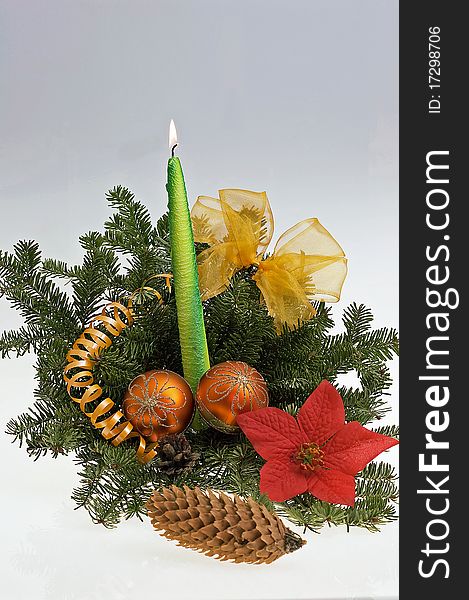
[156,434,200,476]
[146,485,306,564]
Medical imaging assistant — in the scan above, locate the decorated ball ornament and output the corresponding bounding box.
[123,370,194,442]
[196,361,269,433]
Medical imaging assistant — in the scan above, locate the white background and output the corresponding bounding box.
[0,1,398,598]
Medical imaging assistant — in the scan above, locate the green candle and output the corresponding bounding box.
[166,121,210,393]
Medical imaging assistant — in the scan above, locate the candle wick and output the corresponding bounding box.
[171,143,178,157]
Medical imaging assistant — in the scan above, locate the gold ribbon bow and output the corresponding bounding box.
[191,189,347,331]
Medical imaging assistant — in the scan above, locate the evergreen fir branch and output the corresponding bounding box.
[41,258,75,280]
[105,186,153,246]
[72,441,159,527]
[0,324,47,357]
[0,240,42,278]
[373,424,400,439]
[28,421,86,460]
[339,386,390,424]
[355,477,399,503]
[345,499,397,532]
[103,187,169,261]
[205,272,275,366]
[359,461,397,480]
[1,186,399,531]
[5,402,56,449]
[189,431,264,498]
[277,460,398,533]
[358,328,399,359]
[101,188,172,296]
[70,243,123,324]
[0,245,79,336]
[342,303,374,341]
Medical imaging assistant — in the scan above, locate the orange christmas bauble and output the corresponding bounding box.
[123,370,194,442]
[196,361,269,433]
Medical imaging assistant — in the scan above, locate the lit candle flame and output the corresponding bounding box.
[169,119,178,150]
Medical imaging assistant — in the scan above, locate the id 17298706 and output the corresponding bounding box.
[428,26,441,113]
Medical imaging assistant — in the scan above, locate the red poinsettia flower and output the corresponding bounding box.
[236,380,398,506]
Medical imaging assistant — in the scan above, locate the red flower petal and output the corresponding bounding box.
[308,468,356,506]
[237,407,305,461]
[324,421,399,476]
[260,459,308,502]
[297,380,345,445]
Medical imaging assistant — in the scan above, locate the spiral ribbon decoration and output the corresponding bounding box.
[64,277,172,464]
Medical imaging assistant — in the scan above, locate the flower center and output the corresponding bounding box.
[294,442,325,472]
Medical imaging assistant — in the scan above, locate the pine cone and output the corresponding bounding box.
[146,485,306,564]
[156,433,199,476]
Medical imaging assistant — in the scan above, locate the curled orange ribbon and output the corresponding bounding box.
[63,275,173,464]
[191,189,347,331]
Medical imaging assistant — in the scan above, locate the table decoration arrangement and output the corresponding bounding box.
[0,123,398,564]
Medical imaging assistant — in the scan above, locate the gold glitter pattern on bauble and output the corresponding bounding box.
[196,361,269,433]
[123,370,194,442]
